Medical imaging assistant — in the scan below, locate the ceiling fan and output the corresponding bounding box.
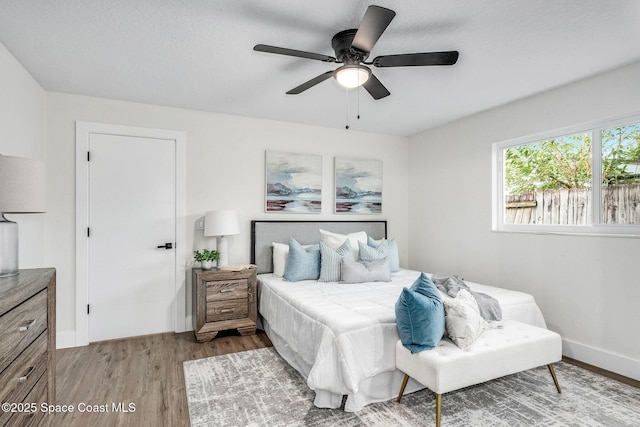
[253,5,459,100]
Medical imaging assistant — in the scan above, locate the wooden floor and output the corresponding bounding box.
[48,330,272,427]
[38,331,637,427]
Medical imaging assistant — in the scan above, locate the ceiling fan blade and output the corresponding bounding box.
[254,44,336,62]
[351,6,396,53]
[372,51,459,67]
[362,74,390,100]
[286,71,334,94]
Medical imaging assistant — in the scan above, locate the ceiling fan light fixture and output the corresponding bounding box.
[334,65,371,88]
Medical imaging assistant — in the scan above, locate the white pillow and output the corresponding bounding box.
[319,229,367,260]
[271,242,290,277]
[441,289,488,350]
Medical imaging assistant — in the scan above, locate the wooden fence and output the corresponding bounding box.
[505,184,640,225]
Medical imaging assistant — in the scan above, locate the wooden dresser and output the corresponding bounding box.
[0,268,56,426]
[192,267,257,342]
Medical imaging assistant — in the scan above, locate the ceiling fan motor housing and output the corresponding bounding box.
[332,29,368,64]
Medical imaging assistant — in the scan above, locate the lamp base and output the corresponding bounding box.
[0,214,19,277]
[217,236,229,267]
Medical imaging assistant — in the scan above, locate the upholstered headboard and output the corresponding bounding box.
[251,220,387,274]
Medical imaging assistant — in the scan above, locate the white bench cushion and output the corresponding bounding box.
[396,320,562,395]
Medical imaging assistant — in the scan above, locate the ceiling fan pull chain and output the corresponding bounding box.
[357,86,361,120]
[345,88,350,130]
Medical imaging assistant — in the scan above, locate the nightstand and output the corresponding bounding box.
[192,267,257,342]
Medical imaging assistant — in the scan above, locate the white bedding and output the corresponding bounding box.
[257,269,547,412]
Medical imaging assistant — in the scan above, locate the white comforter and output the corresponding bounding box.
[257,269,547,411]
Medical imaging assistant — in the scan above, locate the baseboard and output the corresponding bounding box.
[56,330,77,349]
[563,338,640,381]
[185,315,194,332]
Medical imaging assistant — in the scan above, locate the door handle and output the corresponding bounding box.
[157,243,173,249]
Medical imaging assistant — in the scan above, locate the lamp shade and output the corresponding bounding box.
[0,155,45,213]
[204,210,240,237]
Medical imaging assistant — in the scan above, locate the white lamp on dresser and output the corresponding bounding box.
[0,155,45,277]
[204,209,240,267]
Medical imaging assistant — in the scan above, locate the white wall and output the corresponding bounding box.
[45,92,409,347]
[0,42,46,267]
[408,60,640,380]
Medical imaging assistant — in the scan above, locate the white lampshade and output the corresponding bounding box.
[204,210,240,237]
[0,155,45,213]
[334,65,371,89]
[0,155,45,277]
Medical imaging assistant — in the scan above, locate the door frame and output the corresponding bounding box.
[75,121,187,346]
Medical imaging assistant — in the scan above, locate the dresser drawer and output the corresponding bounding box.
[206,299,248,322]
[206,279,248,301]
[0,332,48,406]
[3,370,47,427]
[0,290,47,374]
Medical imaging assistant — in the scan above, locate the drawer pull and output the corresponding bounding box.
[18,366,35,383]
[19,319,37,332]
[220,309,235,314]
[220,288,236,293]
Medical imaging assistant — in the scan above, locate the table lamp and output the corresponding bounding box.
[0,155,45,277]
[204,210,239,267]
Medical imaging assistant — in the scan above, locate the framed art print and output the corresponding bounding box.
[335,157,382,214]
[265,150,322,213]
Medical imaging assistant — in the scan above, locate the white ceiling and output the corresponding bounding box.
[1,1,640,137]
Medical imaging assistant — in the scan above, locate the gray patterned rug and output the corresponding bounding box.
[183,347,640,427]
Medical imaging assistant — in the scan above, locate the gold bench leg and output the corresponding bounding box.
[548,364,561,393]
[435,393,442,427]
[396,373,410,402]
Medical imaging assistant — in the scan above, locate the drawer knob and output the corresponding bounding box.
[18,366,35,383]
[220,309,235,314]
[220,288,236,293]
[19,319,37,332]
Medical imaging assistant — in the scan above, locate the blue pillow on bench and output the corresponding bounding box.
[395,273,445,353]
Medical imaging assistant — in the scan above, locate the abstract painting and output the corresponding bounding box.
[265,151,322,213]
[335,157,382,214]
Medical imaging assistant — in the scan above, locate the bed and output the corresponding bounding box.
[251,220,547,412]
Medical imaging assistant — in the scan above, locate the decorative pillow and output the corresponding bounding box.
[319,229,367,260]
[395,273,445,353]
[442,289,488,350]
[271,242,289,277]
[283,238,320,282]
[367,236,400,272]
[340,257,391,283]
[272,241,319,277]
[319,240,353,282]
[358,241,386,262]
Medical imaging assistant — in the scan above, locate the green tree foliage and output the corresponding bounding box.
[505,124,640,195]
[602,124,640,186]
[505,134,591,194]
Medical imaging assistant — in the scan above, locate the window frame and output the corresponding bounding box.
[492,113,640,237]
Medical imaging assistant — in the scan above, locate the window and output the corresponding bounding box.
[493,115,640,236]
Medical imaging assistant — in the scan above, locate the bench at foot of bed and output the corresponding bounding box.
[395,320,562,427]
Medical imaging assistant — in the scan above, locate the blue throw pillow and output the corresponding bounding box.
[367,236,400,272]
[283,238,320,282]
[395,273,445,353]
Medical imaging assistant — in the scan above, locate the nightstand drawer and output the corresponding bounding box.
[0,290,47,374]
[206,279,248,301]
[206,299,248,322]
[0,332,48,405]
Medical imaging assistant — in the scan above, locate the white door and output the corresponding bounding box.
[87,133,176,342]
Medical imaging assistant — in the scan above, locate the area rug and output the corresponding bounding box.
[183,347,640,427]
